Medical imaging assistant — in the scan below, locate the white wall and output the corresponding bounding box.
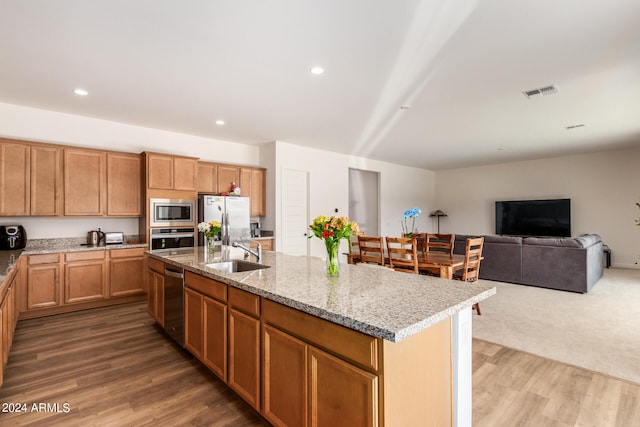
[271,141,435,258]
[0,102,260,239]
[434,147,640,268]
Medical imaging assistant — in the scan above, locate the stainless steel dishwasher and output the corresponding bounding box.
[163,266,185,346]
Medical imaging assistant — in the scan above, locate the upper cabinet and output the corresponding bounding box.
[64,148,106,216]
[197,162,218,194]
[0,141,30,215]
[31,145,63,216]
[217,165,239,194]
[240,167,266,216]
[107,153,142,216]
[0,140,63,216]
[146,152,198,191]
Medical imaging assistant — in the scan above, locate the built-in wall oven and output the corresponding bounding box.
[150,198,196,227]
[150,227,196,250]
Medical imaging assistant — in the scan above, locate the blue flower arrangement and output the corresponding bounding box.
[402,208,422,238]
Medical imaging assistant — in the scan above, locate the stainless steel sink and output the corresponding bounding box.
[205,260,269,273]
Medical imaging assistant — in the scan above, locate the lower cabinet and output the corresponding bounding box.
[110,248,145,297]
[1,263,20,387]
[228,307,261,410]
[64,251,107,304]
[146,258,164,326]
[26,254,61,310]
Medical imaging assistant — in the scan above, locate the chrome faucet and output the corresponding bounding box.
[232,241,262,263]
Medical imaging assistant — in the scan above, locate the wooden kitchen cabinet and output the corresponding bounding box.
[64,148,106,216]
[30,145,63,216]
[64,251,107,304]
[185,288,204,358]
[251,238,273,252]
[26,254,61,310]
[263,325,308,427]
[309,347,378,427]
[109,248,145,297]
[1,267,19,386]
[217,165,239,194]
[228,287,261,410]
[145,152,197,191]
[197,161,218,194]
[0,140,30,216]
[240,167,266,216]
[146,257,165,326]
[107,152,142,216]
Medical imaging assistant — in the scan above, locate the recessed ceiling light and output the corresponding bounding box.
[310,66,324,75]
[215,120,225,126]
[73,88,88,96]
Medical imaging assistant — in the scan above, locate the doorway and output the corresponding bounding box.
[348,168,380,236]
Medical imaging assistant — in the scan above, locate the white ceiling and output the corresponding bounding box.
[1,0,639,170]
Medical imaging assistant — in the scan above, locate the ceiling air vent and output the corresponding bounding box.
[523,84,558,99]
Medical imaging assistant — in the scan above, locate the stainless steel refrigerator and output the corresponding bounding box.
[198,195,251,246]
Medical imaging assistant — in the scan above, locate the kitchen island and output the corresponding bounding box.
[147,247,495,427]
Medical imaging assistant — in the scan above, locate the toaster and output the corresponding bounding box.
[103,232,124,245]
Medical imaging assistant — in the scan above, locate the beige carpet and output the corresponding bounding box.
[472,268,640,384]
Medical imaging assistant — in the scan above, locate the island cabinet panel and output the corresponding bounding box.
[0,141,30,216]
[184,272,228,381]
[381,317,452,427]
[146,262,164,326]
[197,162,218,194]
[30,145,63,216]
[26,254,61,310]
[262,299,379,372]
[184,288,204,359]
[310,347,378,427]
[64,251,107,304]
[64,148,106,216]
[263,324,308,427]
[203,296,227,380]
[228,287,261,410]
[106,152,142,216]
[109,248,145,297]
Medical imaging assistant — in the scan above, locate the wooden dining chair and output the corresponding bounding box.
[357,235,385,266]
[385,237,419,274]
[425,233,455,255]
[348,233,365,264]
[456,236,484,314]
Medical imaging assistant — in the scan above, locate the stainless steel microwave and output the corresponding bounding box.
[150,198,196,227]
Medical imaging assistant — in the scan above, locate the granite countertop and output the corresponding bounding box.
[149,247,496,343]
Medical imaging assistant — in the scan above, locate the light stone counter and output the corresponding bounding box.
[149,247,496,343]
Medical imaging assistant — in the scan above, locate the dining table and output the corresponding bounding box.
[347,249,467,279]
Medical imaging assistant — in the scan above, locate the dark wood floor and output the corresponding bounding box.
[0,302,268,426]
[1,303,638,426]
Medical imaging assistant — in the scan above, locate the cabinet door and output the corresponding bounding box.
[228,308,261,410]
[203,295,227,381]
[31,145,62,216]
[217,165,239,194]
[64,148,106,215]
[184,288,203,359]
[309,347,378,427]
[263,325,308,427]
[251,168,266,216]
[173,157,197,191]
[197,162,218,193]
[0,141,30,215]
[27,264,60,309]
[147,153,174,190]
[110,251,145,297]
[107,152,142,216]
[64,253,107,304]
[147,269,165,326]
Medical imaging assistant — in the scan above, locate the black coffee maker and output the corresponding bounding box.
[0,225,27,250]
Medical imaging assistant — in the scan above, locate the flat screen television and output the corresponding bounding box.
[495,198,571,237]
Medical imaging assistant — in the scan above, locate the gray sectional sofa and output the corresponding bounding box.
[453,234,604,293]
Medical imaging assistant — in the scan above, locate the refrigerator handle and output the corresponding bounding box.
[224,212,230,245]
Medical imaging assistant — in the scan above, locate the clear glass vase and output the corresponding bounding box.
[325,240,340,277]
[204,235,216,260]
